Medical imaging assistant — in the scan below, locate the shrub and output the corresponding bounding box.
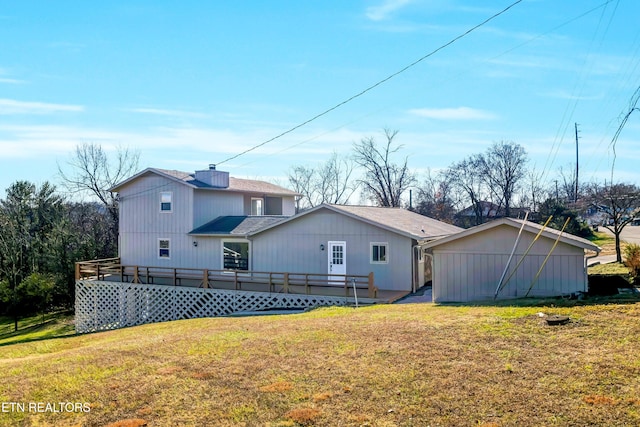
[624,244,640,279]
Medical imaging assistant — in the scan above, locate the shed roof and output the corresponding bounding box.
[250,204,463,240]
[422,217,600,252]
[109,167,299,196]
[189,216,287,236]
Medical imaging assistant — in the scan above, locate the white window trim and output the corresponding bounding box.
[221,239,251,274]
[251,197,263,216]
[158,238,171,259]
[370,242,389,264]
[160,191,173,213]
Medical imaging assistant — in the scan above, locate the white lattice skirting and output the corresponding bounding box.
[75,281,354,333]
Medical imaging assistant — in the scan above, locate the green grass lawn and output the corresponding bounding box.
[588,262,632,276]
[589,231,615,248]
[1,301,640,426]
[0,311,75,347]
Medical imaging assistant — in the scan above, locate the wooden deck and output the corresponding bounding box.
[75,258,406,303]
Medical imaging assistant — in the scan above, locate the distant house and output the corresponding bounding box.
[109,167,462,294]
[454,201,501,228]
[454,201,534,228]
[423,218,600,302]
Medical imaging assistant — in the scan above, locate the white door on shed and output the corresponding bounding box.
[328,241,346,278]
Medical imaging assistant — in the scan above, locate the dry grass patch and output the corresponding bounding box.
[284,407,323,425]
[105,419,148,427]
[312,392,333,402]
[260,381,294,393]
[583,394,618,405]
[1,303,640,426]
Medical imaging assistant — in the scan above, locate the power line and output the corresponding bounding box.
[216,0,524,167]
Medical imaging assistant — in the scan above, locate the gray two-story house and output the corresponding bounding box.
[110,166,298,271]
[109,166,463,293]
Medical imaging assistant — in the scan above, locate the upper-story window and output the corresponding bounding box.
[251,198,263,216]
[160,192,173,213]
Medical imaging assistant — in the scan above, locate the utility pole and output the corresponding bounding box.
[575,122,579,203]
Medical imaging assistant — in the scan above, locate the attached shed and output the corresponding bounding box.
[423,218,600,302]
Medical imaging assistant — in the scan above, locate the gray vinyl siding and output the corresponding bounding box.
[431,224,587,302]
[282,197,296,216]
[118,174,195,267]
[118,182,237,270]
[250,209,413,291]
[193,190,244,228]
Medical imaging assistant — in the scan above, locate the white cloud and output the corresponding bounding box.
[408,107,498,120]
[366,0,413,21]
[126,107,209,119]
[0,77,25,84]
[0,99,84,115]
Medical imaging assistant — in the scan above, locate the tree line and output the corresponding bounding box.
[0,144,138,330]
[288,129,640,262]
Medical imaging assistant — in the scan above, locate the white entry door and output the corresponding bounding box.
[328,241,346,280]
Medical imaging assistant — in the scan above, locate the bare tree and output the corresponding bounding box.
[588,182,640,263]
[414,168,457,223]
[352,129,416,207]
[449,155,488,226]
[479,141,528,217]
[58,143,140,223]
[520,166,547,213]
[557,164,579,203]
[288,152,358,209]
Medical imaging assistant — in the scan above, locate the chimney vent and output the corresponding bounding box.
[195,167,229,188]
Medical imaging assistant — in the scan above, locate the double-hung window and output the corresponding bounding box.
[158,239,170,259]
[370,242,388,264]
[160,192,173,212]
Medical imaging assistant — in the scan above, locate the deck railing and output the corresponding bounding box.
[75,258,378,299]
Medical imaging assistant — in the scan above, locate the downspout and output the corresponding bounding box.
[584,249,601,293]
[246,234,254,272]
[424,251,434,302]
[412,244,420,293]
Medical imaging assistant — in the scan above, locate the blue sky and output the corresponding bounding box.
[1,0,639,199]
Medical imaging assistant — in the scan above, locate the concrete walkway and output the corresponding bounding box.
[395,287,433,304]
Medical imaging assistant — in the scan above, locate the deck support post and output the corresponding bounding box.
[203,269,209,288]
[283,273,289,293]
[368,272,376,298]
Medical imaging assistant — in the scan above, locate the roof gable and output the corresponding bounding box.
[423,217,600,252]
[250,204,463,239]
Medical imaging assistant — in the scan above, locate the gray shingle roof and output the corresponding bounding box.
[109,167,299,196]
[249,204,463,240]
[156,168,299,196]
[326,205,463,239]
[423,217,601,252]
